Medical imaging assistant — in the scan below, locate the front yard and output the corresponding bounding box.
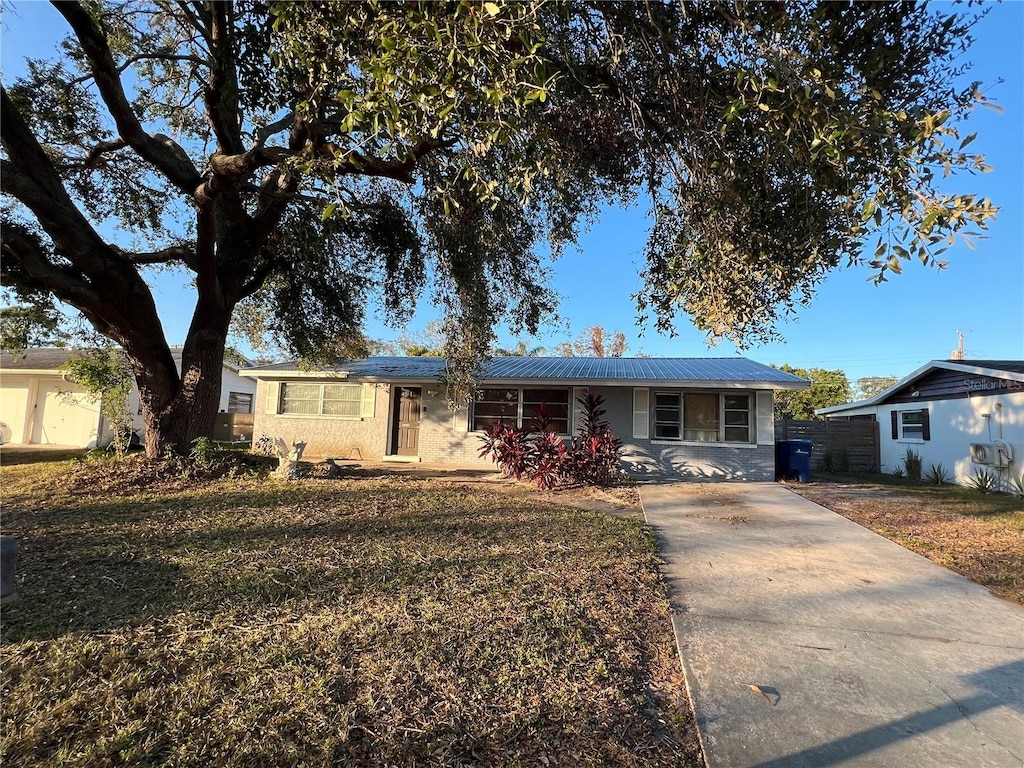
[790,474,1024,604]
[0,451,700,767]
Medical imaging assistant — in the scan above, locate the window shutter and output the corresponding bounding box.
[632,388,649,439]
[921,409,930,441]
[264,381,280,414]
[756,391,774,445]
[891,411,899,440]
[361,384,376,418]
[455,404,470,433]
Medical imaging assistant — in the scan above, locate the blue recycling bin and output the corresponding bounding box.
[776,439,813,482]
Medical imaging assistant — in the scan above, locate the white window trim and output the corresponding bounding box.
[649,390,755,445]
[469,387,571,434]
[651,439,759,450]
[278,382,365,420]
[897,410,926,442]
[653,391,683,440]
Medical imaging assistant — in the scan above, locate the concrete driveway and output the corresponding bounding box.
[639,480,1024,768]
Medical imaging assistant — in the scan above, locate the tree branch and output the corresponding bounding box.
[52,1,203,194]
[323,137,457,183]
[84,137,129,167]
[116,244,198,267]
[239,181,323,204]
[70,52,209,85]
[1,224,110,330]
[176,0,213,45]
[253,113,295,149]
[1,92,112,264]
[238,258,278,299]
[208,146,297,178]
[204,0,245,156]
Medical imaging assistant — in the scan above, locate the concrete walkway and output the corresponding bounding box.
[639,480,1024,768]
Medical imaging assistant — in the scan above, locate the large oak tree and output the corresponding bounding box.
[1,1,996,456]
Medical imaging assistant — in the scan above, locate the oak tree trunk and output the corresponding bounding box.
[127,306,233,459]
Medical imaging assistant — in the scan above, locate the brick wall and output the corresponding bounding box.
[252,378,777,479]
[589,385,776,480]
[415,390,492,467]
[621,441,775,480]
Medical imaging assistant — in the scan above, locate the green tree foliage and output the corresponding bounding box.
[855,375,900,400]
[1,1,998,455]
[368,321,446,357]
[0,304,68,353]
[773,365,852,421]
[58,347,135,454]
[555,325,628,358]
[494,340,547,357]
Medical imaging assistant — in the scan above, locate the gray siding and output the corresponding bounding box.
[589,386,775,480]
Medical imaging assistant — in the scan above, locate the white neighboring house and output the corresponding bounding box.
[0,347,256,447]
[817,360,1024,487]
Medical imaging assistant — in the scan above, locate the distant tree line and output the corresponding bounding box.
[772,365,901,420]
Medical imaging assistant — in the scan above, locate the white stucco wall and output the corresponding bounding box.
[876,391,1024,486]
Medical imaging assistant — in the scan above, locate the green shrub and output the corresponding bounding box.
[965,469,998,494]
[821,447,849,473]
[189,436,218,468]
[902,447,923,482]
[924,463,952,486]
[1010,472,1024,498]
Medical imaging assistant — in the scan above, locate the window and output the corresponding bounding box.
[653,392,752,443]
[654,393,681,439]
[894,409,929,441]
[227,391,253,413]
[684,393,719,441]
[723,394,751,442]
[280,383,362,417]
[472,388,569,433]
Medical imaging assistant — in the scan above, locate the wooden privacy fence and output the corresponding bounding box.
[212,413,255,443]
[775,418,880,472]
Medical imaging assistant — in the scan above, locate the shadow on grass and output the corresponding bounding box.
[1,550,184,643]
[0,447,88,465]
[1,483,638,643]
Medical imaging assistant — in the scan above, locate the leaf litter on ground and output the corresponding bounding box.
[1,454,703,767]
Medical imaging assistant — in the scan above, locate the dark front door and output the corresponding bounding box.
[390,387,422,456]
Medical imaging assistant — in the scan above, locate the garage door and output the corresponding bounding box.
[30,383,101,447]
[0,379,30,444]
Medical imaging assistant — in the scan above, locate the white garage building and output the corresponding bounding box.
[0,348,256,447]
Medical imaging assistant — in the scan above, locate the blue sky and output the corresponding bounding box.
[3,3,1022,384]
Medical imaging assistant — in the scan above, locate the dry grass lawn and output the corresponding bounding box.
[0,449,700,767]
[789,474,1024,604]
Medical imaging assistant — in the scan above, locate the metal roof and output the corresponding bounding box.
[817,358,1024,415]
[243,356,808,389]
